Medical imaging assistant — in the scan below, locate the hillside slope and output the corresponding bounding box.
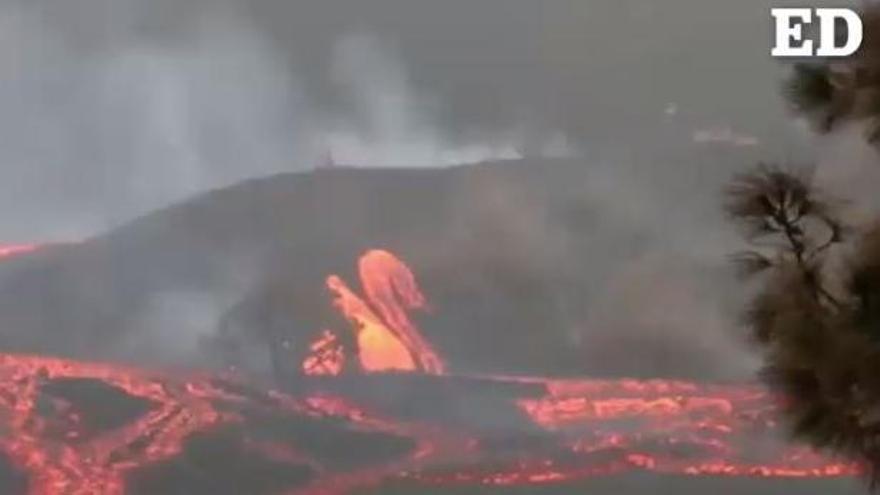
[0,151,758,378]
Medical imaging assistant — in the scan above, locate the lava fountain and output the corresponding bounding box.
[304,249,445,375]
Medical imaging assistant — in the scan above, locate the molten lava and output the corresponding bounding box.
[0,351,860,494]
[325,274,418,373]
[356,250,445,374]
[0,353,235,495]
[309,249,445,375]
[0,244,39,260]
[301,329,345,376]
[0,246,863,493]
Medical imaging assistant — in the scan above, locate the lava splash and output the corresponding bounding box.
[306,249,445,375]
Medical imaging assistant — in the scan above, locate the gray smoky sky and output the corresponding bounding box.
[0,0,854,240]
[1,0,877,388]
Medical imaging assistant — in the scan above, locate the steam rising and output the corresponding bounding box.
[0,0,309,237]
[0,1,577,240]
[322,33,550,167]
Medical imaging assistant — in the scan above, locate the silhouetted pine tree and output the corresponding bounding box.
[730,6,880,486]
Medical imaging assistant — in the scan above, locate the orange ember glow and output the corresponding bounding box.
[312,249,445,375]
[0,353,233,495]
[302,329,345,376]
[0,244,39,259]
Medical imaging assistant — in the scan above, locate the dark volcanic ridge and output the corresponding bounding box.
[0,152,758,380]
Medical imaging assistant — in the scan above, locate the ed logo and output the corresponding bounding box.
[771,8,863,57]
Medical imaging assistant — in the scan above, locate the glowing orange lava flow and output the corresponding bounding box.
[0,352,860,495]
[0,246,863,493]
[306,249,445,375]
[0,244,40,259]
[508,378,859,480]
[301,329,346,376]
[0,353,233,495]
[356,250,445,374]
[326,274,418,373]
[0,352,436,495]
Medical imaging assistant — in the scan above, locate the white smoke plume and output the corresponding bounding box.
[0,0,319,238]
[0,1,567,241]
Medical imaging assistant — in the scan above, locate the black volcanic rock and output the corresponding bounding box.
[354,474,864,495]
[40,377,156,437]
[0,454,28,494]
[126,426,316,495]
